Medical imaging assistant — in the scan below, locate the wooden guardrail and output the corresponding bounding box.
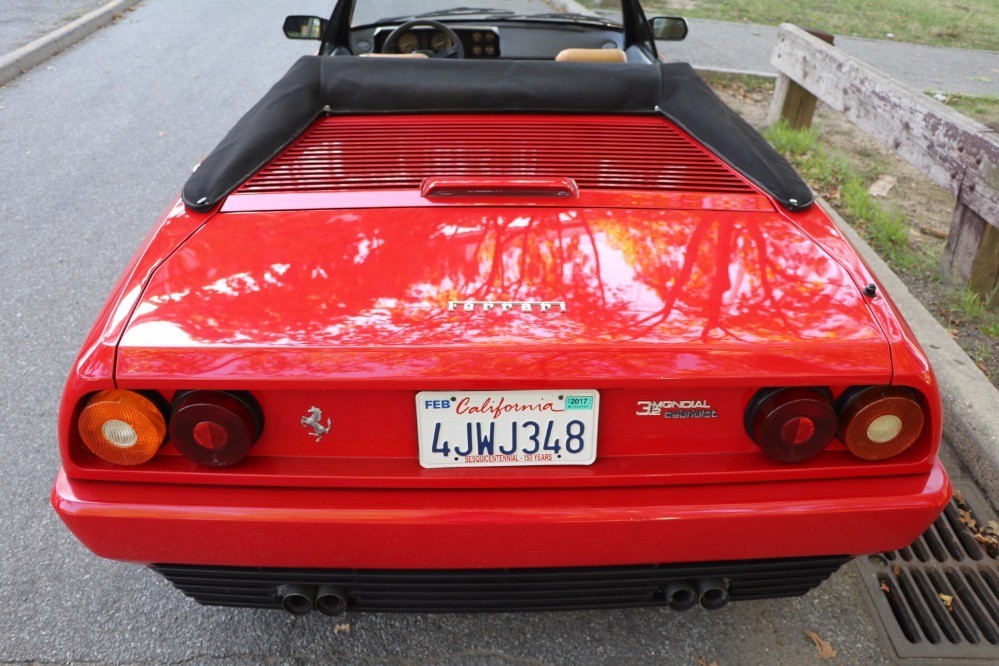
[766,24,999,297]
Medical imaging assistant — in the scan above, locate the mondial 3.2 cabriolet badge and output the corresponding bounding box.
[300,406,331,441]
[448,300,567,312]
[636,400,718,419]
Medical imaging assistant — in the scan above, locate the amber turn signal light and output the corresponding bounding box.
[837,386,924,460]
[744,387,837,463]
[169,390,263,467]
[78,390,167,465]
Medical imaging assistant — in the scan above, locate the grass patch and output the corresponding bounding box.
[698,71,775,99]
[584,0,999,51]
[763,120,919,269]
[958,286,988,320]
[764,120,819,155]
[948,271,999,346]
[934,93,999,130]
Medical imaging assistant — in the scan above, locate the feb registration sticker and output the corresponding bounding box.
[416,390,599,469]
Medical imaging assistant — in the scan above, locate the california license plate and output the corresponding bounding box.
[416,390,599,468]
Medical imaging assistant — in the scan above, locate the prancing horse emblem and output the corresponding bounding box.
[300,406,331,441]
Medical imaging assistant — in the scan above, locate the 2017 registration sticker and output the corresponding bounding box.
[416,390,599,469]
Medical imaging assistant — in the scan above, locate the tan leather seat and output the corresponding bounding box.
[555,48,627,63]
[359,52,429,58]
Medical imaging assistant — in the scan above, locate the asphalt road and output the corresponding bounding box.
[0,2,902,663]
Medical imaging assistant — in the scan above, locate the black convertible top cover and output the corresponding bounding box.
[182,56,812,211]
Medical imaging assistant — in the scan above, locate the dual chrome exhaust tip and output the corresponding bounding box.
[278,584,348,616]
[665,577,730,611]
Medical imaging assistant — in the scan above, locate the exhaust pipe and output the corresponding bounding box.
[316,585,349,616]
[278,584,316,616]
[697,577,730,610]
[664,580,698,611]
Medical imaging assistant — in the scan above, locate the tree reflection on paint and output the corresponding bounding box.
[124,206,882,352]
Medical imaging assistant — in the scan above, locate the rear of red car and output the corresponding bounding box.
[53,58,949,615]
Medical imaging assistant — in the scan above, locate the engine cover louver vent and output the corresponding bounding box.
[235,115,758,196]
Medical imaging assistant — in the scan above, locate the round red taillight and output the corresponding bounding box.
[168,391,263,467]
[78,390,167,465]
[745,387,837,463]
[837,386,924,460]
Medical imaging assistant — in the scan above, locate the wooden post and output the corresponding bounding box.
[970,224,999,302]
[765,27,834,130]
[944,203,999,301]
[945,202,989,285]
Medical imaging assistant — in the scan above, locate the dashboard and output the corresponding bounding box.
[349,21,627,60]
[376,26,501,58]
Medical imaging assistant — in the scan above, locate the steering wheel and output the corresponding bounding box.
[382,20,465,58]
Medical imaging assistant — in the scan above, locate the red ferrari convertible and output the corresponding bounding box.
[53,0,950,616]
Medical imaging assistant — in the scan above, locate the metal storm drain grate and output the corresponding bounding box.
[855,482,999,661]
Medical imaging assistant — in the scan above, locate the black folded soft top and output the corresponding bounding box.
[182,56,813,212]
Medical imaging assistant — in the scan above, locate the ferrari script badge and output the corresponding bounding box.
[448,300,567,312]
[301,406,331,441]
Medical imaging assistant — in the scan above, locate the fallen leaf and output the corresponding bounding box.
[893,564,902,576]
[939,593,954,612]
[332,622,351,635]
[986,521,999,535]
[880,580,898,601]
[978,361,989,374]
[919,226,949,239]
[803,629,838,659]
[974,532,999,548]
[869,175,897,198]
[954,489,966,505]
[959,508,978,531]
[825,187,842,201]
[694,658,719,666]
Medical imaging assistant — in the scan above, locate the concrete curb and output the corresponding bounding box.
[0,0,143,87]
[819,198,999,506]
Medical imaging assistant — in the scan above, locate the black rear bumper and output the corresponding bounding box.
[152,555,850,613]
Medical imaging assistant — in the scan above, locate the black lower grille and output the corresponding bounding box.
[152,555,849,613]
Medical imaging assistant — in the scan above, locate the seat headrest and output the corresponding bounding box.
[555,48,627,63]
